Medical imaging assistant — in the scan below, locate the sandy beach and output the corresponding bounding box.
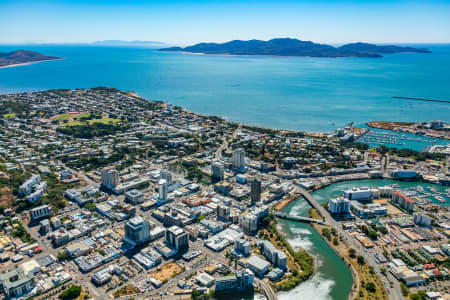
[0,58,64,69]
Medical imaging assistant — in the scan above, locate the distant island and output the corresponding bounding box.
[159,38,431,58]
[0,50,61,68]
[93,40,166,47]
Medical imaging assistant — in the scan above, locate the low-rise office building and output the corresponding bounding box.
[392,191,415,212]
[30,205,52,221]
[328,197,351,215]
[246,255,270,277]
[125,189,145,204]
[257,240,287,269]
[215,269,254,293]
[0,268,35,298]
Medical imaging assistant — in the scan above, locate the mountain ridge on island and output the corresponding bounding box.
[159,38,431,58]
[0,50,61,68]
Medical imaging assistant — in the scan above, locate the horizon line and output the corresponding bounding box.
[1,40,450,46]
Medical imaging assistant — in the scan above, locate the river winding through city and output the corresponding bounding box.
[277,178,449,300]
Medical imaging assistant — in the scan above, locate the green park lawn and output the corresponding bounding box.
[3,113,16,118]
[54,113,72,120]
[66,116,121,126]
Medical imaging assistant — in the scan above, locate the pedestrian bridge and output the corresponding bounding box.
[274,212,326,225]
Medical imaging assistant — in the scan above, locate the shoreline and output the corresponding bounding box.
[160,50,403,59]
[128,91,333,136]
[0,58,64,69]
[131,90,450,142]
[1,86,447,143]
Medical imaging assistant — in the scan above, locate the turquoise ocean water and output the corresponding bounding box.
[0,44,449,134]
[1,46,450,299]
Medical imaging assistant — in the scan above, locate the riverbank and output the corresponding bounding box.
[259,215,315,292]
[308,208,388,300]
[276,200,353,300]
[273,193,301,211]
[308,208,360,300]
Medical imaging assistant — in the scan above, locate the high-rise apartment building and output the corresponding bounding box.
[165,226,189,253]
[160,170,172,185]
[217,204,230,220]
[232,148,245,169]
[250,178,261,204]
[211,162,225,181]
[215,269,254,293]
[101,167,120,189]
[123,216,150,246]
[328,197,351,215]
[159,179,168,200]
[239,213,258,235]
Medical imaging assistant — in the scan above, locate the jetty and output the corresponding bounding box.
[392,96,450,104]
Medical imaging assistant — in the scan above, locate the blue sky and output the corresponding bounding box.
[1,0,449,44]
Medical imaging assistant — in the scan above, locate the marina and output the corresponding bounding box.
[356,126,448,151]
[395,185,449,205]
[313,179,450,208]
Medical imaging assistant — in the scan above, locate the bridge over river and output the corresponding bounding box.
[273,211,326,225]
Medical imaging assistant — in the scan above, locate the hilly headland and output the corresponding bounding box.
[0,50,62,68]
